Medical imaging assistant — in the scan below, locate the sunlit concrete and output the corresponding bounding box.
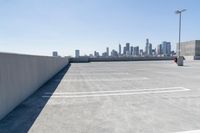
[1,61,200,133]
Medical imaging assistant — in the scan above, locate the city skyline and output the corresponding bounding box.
[74,39,174,57]
[0,0,200,56]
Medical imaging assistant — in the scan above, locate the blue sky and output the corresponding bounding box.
[0,0,200,56]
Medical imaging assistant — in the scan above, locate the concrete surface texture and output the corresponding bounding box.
[0,53,69,120]
[1,61,200,133]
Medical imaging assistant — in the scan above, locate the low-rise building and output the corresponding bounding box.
[177,40,200,60]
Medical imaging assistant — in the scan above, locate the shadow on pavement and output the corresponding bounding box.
[0,64,71,133]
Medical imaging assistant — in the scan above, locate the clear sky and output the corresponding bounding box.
[0,0,200,57]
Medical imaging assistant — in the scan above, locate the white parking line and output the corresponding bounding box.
[175,130,200,133]
[45,87,188,95]
[66,72,129,75]
[53,77,149,82]
[43,87,190,98]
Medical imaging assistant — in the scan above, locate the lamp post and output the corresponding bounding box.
[175,9,186,66]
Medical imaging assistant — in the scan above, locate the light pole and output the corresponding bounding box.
[175,9,186,66]
[175,9,186,57]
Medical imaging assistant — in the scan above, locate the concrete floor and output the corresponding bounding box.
[1,61,200,133]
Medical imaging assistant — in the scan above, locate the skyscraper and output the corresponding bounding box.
[162,41,171,56]
[130,46,134,55]
[106,47,109,56]
[145,39,149,55]
[75,50,80,58]
[119,44,121,55]
[145,39,152,56]
[126,43,130,53]
[157,44,163,56]
[123,46,126,55]
[133,46,139,56]
[148,43,152,56]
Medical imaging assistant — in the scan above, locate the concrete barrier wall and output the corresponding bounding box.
[70,56,174,63]
[0,53,69,120]
[90,56,174,62]
[70,56,89,63]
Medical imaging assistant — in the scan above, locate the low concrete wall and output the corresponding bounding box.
[183,56,200,60]
[194,56,200,60]
[70,56,174,63]
[90,56,174,62]
[0,53,69,120]
[70,56,89,63]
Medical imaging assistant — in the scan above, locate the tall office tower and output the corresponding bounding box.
[126,43,130,54]
[145,39,152,56]
[157,44,163,56]
[162,41,171,56]
[134,46,139,56]
[123,46,126,55]
[75,50,80,58]
[119,44,121,55]
[52,51,58,57]
[94,51,97,57]
[146,38,149,44]
[145,39,149,55]
[130,46,134,55]
[148,43,152,56]
[106,47,109,56]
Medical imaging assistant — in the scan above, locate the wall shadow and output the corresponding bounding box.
[0,64,71,133]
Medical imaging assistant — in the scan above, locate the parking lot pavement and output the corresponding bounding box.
[1,61,200,133]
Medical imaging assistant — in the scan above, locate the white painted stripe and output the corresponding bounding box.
[135,69,146,71]
[54,77,149,82]
[43,87,190,98]
[45,87,188,95]
[175,130,200,133]
[66,73,129,75]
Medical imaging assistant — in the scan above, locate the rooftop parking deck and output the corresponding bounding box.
[1,61,200,133]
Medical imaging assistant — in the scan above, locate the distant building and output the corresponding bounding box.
[119,44,121,55]
[152,48,156,56]
[177,40,200,59]
[130,46,134,55]
[162,41,171,56]
[123,46,126,55]
[157,44,163,56]
[52,51,58,57]
[139,49,144,56]
[102,52,107,57]
[89,54,93,57]
[145,39,152,56]
[75,50,80,58]
[111,50,118,57]
[145,39,149,55]
[126,43,130,55]
[133,46,139,56]
[106,47,109,56]
[94,51,100,57]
